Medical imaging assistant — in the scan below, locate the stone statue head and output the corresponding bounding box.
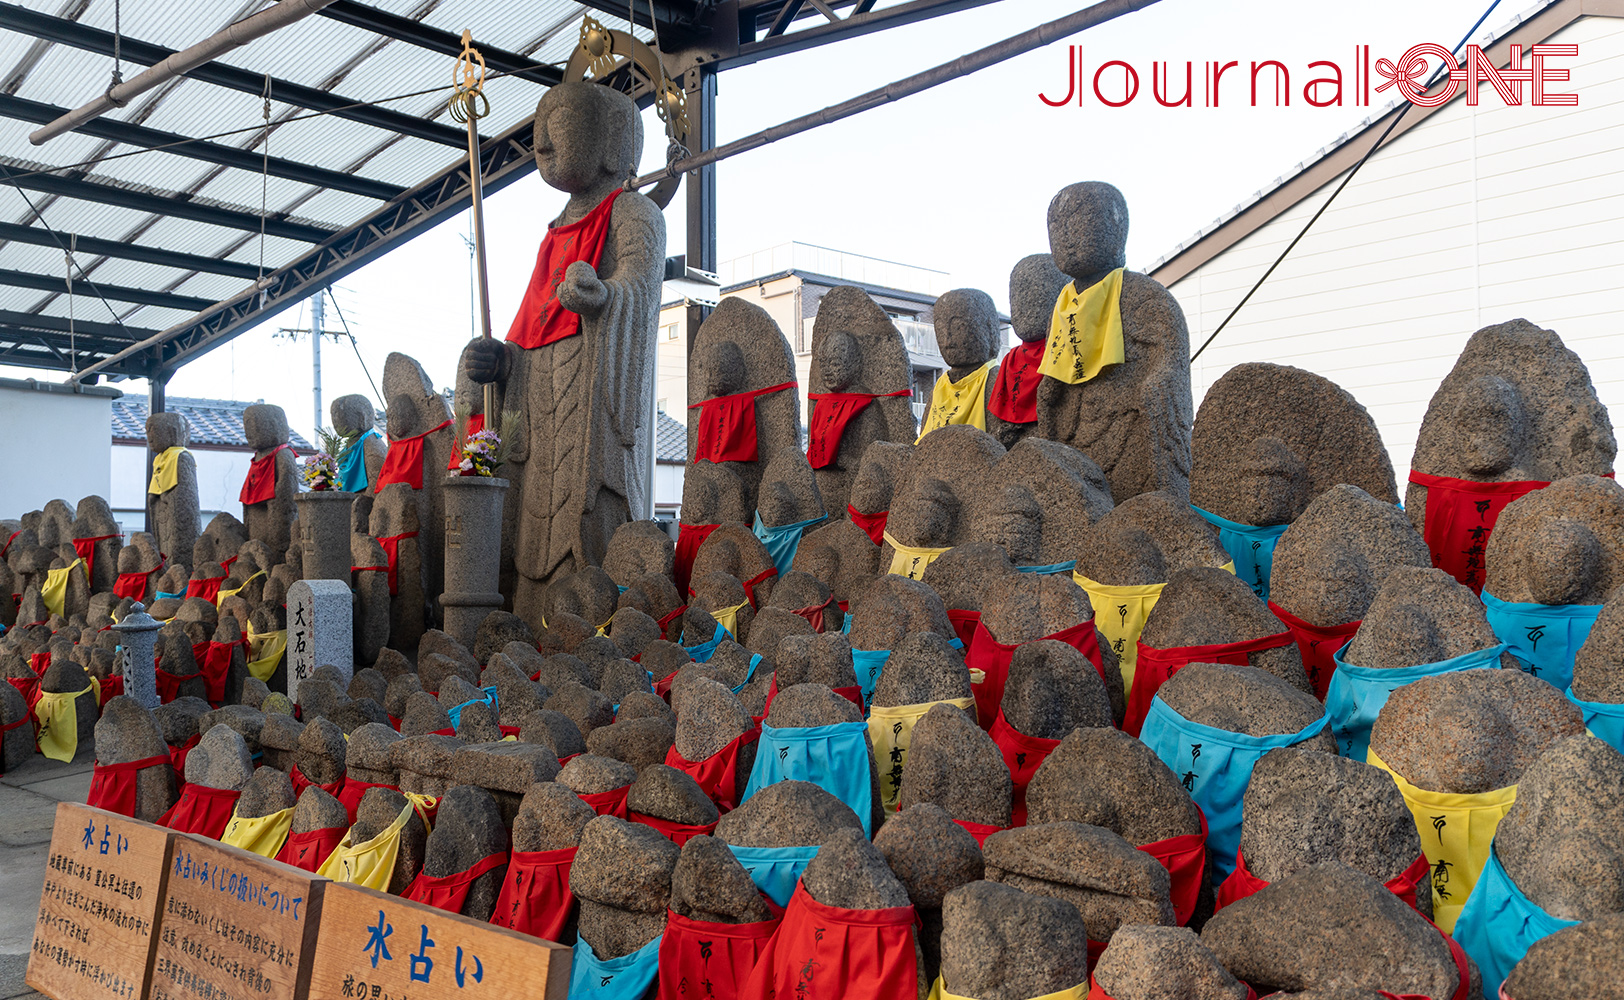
[241,404,289,452]
[1454,375,1528,476]
[532,82,643,194]
[330,394,375,438]
[1047,181,1129,282]
[980,483,1043,566]
[701,340,747,398]
[814,330,861,392]
[1009,254,1069,343]
[1238,436,1311,527]
[147,412,190,451]
[386,394,419,439]
[900,479,959,547]
[932,288,1000,369]
[1526,519,1602,605]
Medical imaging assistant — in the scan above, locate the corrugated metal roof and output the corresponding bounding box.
[112,394,314,450]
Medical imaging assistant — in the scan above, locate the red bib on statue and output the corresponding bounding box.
[276,826,346,873]
[658,906,782,1000]
[239,444,289,505]
[1124,631,1295,736]
[289,764,345,801]
[506,189,622,349]
[968,619,1103,730]
[986,339,1046,423]
[158,784,241,839]
[690,382,797,464]
[1407,470,1552,592]
[377,420,451,491]
[491,846,577,942]
[403,852,508,914]
[675,522,719,597]
[807,390,909,469]
[742,882,918,999]
[1268,600,1359,701]
[664,727,758,813]
[86,755,170,817]
[988,709,1059,827]
[113,572,149,602]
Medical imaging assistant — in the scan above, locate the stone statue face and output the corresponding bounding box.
[909,480,959,546]
[1455,376,1526,476]
[1008,254,1069,343]
[386,394,418,440]
[1239,437,1310,526]
[532,82,643,195]
[933,289,998,369]
[242,404,289,451]
[1527,519,1601,605]
[1047,181,1129,282]
[702,341,747,397]
[816,331,861,392]
[330,394,373,437]
[147,412,189,450]
[981,485,1043,565]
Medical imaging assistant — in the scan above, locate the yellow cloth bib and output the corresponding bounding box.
[35,679,98,762]
[1368,748,1516,934]
[928,975,1087,1000]
[868,698,976,813]
[917,361,993,442]
[41,558,84,619]
[318,803,413,890]
[883,531,950,582]
[1038,268,1125,385]
[712,600,750,638]
[245,629,287,682]
[216,569,266,607]
[1073,573,1164,700]
[148,446,187,495]
[404,792,438,831]
[221,806,294,859]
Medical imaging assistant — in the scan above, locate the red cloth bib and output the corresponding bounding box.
[98,673,125,709]
[490,846,577,942]
[986,339,1047,424]
[377,530,418,596]
[158,784,241,839]
[790,594,837,633]
[742,566,778,609]
[656,603,689,641]
[967,619,1103,730]
[0,530,18,558]
[185,575,225,602]
[664,727,759,813]
[1217,849,1430,914]
[675,523,719,598]
[741,881,918,999]
[578,785,630,819]
[449,413,485,471]
[86,754,170,817]
[847,505,888,547]
[658,905,782,1000]
[275,825,346,873]
[1268,600,1360,701]
[336,780,400,825]
[113,572,149,603]
[239,443,290,505]
[988,708,1060,828]
[629,811,718,847]
[168,734,199,790]
[690,381,797,464]
[506,189,622,349]
[6,677,40,716]
[807,390,909,469]
[30,652,49,676]
[946,609,982,650]
[71,534,119,580]
[1125,631,1295,737]
[201,640,235,705]
[155,668,202,705]
[289,764,346,801]
[403,852,509,915]
[1137,811,1209,927]
[1407,470,1548,593]
[377,420,452,491]
[953,818,1005,847]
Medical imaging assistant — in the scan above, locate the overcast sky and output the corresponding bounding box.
[12,0,1503,444]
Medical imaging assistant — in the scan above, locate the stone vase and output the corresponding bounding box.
[440,475,509,649]
[295,489,356,582]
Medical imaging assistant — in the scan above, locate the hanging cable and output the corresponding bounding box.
[65,233,76,374]
[106,0,125,102]
[0,164,132,337]
[324,287,384,408]
[1189,0,1503,362]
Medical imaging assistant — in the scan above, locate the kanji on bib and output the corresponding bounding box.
[86,754,171,817]
[491,846,577,942]
[869,698,977,812]
[149,446,187,495]
[507,188,621,349]
[917,361,993,442]
[1124,630,1294,738]
[988,709,1060,828]
[742,721,875,836]
[753,511,827,579]
[1324,644,1507,763]
[690,381,797,463]
[967,619,1103,731]
[658,905,782,1000]
[276,825,346,873]
[742,881,919,999]
[403,852,508,914]
[1452,843,1578,1000]
[674,522,719,597]
[1072,572,1163,703]
[1138,695,1330,880]
[848,504,888,546]
[849,647,892,708]
[569,932,661,1000]
[728,844,820,907]
[664,727,759,813]
[158,783,242,839]
[34,678,97,761]
[1368,747,1517,934]
[1268,600,1360,701]
[220,805,294,859]
[239,443,289,505]
[1217,847,1430,914]
[319,801,416,890]
[1408,471,1547,592]
[1566,686,1624,752]
[986,338,1047,424]
[376,419,452,491]
[1194,507,1288,602]
[1481,590,1602,692]
[883,530,949,582]
[1039,268,1125,386]
[808,390,910,469]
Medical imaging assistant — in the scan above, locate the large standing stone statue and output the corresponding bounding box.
[146,412,199,568]
[240,404,297,559]
[1035,181,1193,503]
[460,82,664,624]
[806,286,917,518]
[330,394,386,495]
[987,254,1069,449]
[917,288,1001,443]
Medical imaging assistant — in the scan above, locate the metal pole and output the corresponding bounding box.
[456,31,496,427]
[310,289,323,439]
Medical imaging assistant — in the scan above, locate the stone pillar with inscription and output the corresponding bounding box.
[295,490,355,582]
[112,602,162,710]
[286,579,353,708]
[441,476,508,649]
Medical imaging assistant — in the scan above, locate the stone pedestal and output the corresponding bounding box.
[112,603,162,709]
[295,489,356,582]
[287,579,353,707]
[441,475,508,650]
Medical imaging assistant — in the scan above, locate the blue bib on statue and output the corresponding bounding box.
[1453,844,1577,1000]
[732,653,765,696]
[569,932,662,999]
[1567,687,1624,753]
[1015,559,1077,576]
[753,511,827,579]
[842,612,854,634]
[1482,590,1602,691]
[1325,644,1507,763]
[1192,505,1288,601]
[1139,695,1328,879]
[335,428,379,493]
[851,648,891,707]
[742,721,875,836]
[445,686,499,729]
[683,622,727,663]
[726,844,820,908]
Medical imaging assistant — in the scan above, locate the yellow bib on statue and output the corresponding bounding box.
[1073,573,1164,700]
[868,698,976,813]
[883,531,950,582]
[712,601,749,639]
[404,792,438,831]
[149,446,187,495]
[221,805,294,859]
[917,361,993,442]
[216,569,266,607]
[1368,748,1516,933]
[1038,269,1125,385]
[245,629,287,682]
[41,558,84,619]
[35,679,97,762]
[318,803,413,891]
[928,975,1087,1000]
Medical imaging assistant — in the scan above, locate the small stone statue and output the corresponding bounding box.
[146,412,199,568]
[330,394,386,495]
[239,404,297,559]
[987,254,1069,449]
[917,289,1001,443]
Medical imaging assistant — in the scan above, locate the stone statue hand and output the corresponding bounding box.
[558,260,609,318]
[461,337,507,385]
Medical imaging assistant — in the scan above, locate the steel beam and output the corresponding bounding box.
[0,329,141,373]
[0,221,264,281]
[572,0,708,33]
[723,0,1004,67]
[0,267,214,311]
[318,2,565,87]
[0,307,158,340]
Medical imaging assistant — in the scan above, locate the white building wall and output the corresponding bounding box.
[109,443,254,535]
[0,380,116,518]
[1164,15,1624,476]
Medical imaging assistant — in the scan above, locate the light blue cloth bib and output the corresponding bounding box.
[726,844,820,907]
[336,428,379,493]
[569,932,663,999]
[742,721,875,836]
[1453,844,1577,1000]
[753,511,828,579]
[1482,590,1603,691]
[683,622,727,663]
[842,611,854,634]
[1015,559,1077,575]
[1567,686,1624,753]
[1192,505,1289,602]
[1325,644,1507,763]
[445,685,499,729]
[851,648,892,708]
[1139,695,1328,879]
[731,653,765,696]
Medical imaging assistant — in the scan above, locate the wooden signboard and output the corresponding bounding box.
[148,834,327,1000]
[306,882,572,1000]
[27,803,173,1000]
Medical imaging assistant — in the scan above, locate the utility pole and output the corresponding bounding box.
[310,289,324,439]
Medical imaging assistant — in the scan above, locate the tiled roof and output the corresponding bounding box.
[656,411,686,464]
[112,397,314,451]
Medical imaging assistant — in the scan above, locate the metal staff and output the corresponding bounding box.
[451,29,496,425]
